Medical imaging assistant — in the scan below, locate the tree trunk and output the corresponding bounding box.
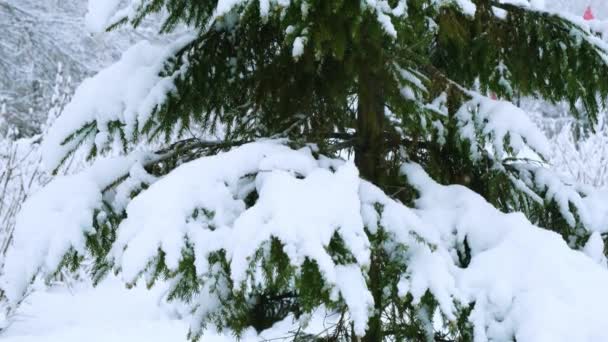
[355,63,385,186]
[355,47,385,342]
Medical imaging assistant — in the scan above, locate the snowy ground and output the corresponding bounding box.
[1,277,332,342]
[2,277,193,342]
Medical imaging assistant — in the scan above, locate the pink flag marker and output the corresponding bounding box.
[584,6,595,21]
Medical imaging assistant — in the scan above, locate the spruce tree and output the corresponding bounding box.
[4,0,608,341]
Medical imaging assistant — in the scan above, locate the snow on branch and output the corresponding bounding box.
[5,141,608,340]
[402,162,608,341]
[111,141,377,335]
[495,0,608,62]
[508,162,597,231]
[451,94,605,234]
[0,152,153,305]
[88,0,413,40]
[2,141,457,337]
[41,36,195,172]
[455,93,551,161]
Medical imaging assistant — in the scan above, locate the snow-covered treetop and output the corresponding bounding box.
[45,0,608,184]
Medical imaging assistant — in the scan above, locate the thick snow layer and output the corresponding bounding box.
[111,141,374,334]
[404,163,608,341]
[6,142,608,341]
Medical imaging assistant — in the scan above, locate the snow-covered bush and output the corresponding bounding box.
[0,136,46,331]
[0,138,45,264]
[549,122,608,187]
[0,61,75,255]
[0,61,78,330]
[4,0,608,341]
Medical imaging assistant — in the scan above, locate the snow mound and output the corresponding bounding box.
[2,277,191,342]
[404,163,608,341]
[1,277,355,342]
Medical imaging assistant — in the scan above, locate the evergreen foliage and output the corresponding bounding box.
[5,0,608,341]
